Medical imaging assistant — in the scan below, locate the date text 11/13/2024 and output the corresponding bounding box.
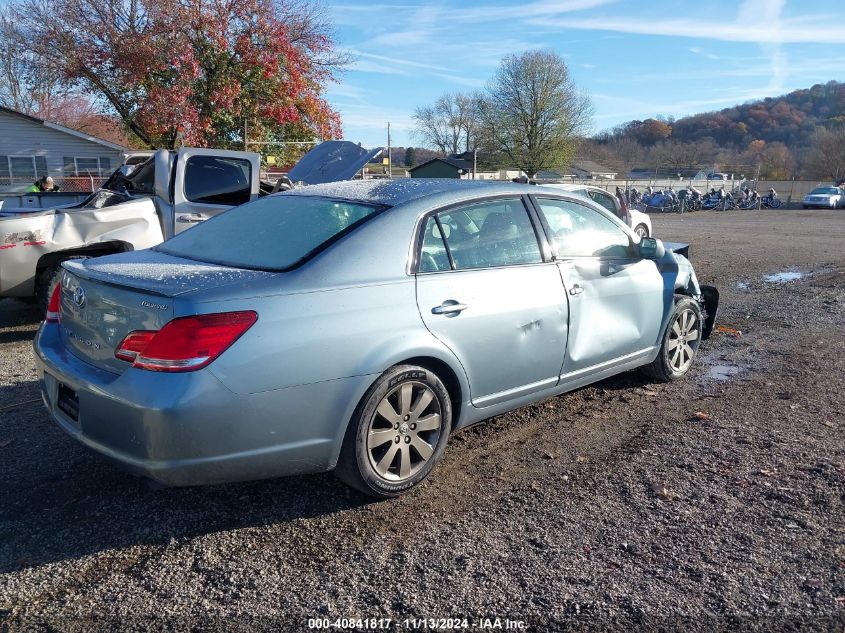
[307,617,528,630]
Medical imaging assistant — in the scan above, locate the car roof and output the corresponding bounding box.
[280,178,544,207]
[542,183,610,194]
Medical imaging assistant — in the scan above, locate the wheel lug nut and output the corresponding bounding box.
[394,423,399,429]
[404,436,411,444]
[395,436,400,443]
[410,423,416,430]
[403,414,410,421]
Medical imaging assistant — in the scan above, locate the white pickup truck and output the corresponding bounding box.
[0,141,381,310]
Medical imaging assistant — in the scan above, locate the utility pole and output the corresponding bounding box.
[387,122,392,179]
[473,148,477,180]
[244,118,248,151]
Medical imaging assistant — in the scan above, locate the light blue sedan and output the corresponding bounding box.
[34,179,719,497]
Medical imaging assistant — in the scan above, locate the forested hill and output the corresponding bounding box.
[605,80,845,148]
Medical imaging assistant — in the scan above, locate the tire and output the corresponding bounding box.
[642,295,703,382]
[35,257,89,315]
[335,364,453,498]
[634,224,649,238]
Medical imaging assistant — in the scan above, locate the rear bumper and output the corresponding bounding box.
[34,323,369,486]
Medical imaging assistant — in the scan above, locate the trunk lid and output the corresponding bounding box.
[58,250,271,373]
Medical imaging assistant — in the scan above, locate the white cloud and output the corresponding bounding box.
[348,59,408,75]
[736,0,788,93]
[349,50,453,73]
[445,0,615,23]
[529,12,843,44]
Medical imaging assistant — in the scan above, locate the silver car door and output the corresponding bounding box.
[415,197,568,408]
[532,196,663,380]
[172,148,260,234]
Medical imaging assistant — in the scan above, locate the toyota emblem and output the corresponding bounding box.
[72,286,86,308]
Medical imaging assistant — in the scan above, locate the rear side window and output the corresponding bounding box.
[157,195,383,270]
[418,199,542,271]
[419,217,451,272]
[184,156,252,205]
[536,198,631,258]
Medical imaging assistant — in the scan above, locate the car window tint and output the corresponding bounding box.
[435,199,541,270]
[536,198,631,258]
[419,216,451,272]
[158,195,382,270]
[184,156,252,205]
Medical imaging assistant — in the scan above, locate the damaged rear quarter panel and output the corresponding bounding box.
[0,199,164,297]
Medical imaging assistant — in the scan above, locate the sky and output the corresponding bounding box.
[324,0,845,148]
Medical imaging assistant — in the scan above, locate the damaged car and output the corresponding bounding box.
[0,141,382,310]
[34,179,719,498]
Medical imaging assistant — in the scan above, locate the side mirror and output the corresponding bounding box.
[639,237,665,259]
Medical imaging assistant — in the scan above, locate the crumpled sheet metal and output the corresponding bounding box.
[0,198,164,297]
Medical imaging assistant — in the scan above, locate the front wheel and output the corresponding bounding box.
[642,296,703,382]
[335,364,452,498]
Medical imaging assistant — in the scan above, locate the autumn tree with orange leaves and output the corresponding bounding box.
[8,0,344,149]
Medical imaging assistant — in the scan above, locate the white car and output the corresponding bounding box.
[802,186,845,209]
[542,184,653,238]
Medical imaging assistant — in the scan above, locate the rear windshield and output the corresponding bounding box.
[156,195,384,271]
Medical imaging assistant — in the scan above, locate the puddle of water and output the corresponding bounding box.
[763,271,804,283]
[736,281,749,289]
[707,364,743,381]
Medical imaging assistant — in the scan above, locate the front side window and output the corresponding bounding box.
[420,199,542,271]
[184,156,252,205]
[536,198,631,258]
[158,195,383,271]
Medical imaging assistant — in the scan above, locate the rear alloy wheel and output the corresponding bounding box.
[634,224,649,238]
[335,364,452,498]
[642,295,703,382]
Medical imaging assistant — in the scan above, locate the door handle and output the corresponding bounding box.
[177,213,205,223]
[432,301,468,315]
[569,284,583,296]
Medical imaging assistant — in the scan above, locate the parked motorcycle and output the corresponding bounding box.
[678,187,703,211]
[761,188,782,208]
[641,188,679,212]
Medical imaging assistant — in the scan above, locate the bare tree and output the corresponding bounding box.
[804,127,845,182]
[0,7,70,114]
[477,50,592,177]
[412,91,481,156]
[649,140,716,172]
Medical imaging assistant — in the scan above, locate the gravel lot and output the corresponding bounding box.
[1,208,843,632]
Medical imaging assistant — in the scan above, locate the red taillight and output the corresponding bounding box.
[45,283,62,323]
[115,331,157,362]
[114,311,257,372]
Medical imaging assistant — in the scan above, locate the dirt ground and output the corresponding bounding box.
[0,208,843,632]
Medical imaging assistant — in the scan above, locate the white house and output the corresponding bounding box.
[0,106,127,189]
